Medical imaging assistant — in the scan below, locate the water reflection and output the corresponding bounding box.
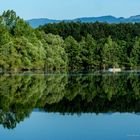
[0,72,140,129]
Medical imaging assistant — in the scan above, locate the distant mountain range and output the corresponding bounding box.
[27,15,140,28]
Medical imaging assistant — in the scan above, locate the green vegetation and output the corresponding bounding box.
[1,10,140,71]
[39,22,140,69]
[0,10,67,71]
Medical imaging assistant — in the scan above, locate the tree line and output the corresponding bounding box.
[1,10,140,71]
[39,22,140,69]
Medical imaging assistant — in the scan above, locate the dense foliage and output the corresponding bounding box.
[1,10,140,71]
[39,22,140,41]
[0,10,67,71]
[39,22,140,69]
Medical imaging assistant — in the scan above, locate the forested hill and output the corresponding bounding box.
[27,15,140,28]
[1,10,140,72]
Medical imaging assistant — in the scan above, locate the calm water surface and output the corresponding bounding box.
[0,72,140,140]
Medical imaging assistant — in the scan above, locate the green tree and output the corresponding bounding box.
[43,33,68,70]
[80,34,98,69]
[129,37,140,68]
[64,36,81,69]
[2,10,19,31]
[102,36,119,69]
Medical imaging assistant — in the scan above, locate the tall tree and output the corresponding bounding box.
[43,33,68,70]
[102,36,119,69]
[130,37,140,68]
[64,36,81,69]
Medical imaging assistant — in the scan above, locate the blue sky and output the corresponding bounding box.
[0,0,140,20]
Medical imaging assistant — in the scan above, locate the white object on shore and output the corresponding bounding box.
[108,68,121,72]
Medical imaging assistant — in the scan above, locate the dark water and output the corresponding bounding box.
[0,72,140,140]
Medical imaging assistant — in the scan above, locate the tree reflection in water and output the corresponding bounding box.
[0,72,140,129]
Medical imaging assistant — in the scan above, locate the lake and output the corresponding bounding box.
[0,72,140,140]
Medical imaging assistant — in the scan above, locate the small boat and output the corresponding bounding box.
[108,68,121,72]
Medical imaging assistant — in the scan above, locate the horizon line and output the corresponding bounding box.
[26,14,140,21]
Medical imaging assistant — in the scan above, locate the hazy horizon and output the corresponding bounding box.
[28,14,140,21]
[0,0,140,20]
